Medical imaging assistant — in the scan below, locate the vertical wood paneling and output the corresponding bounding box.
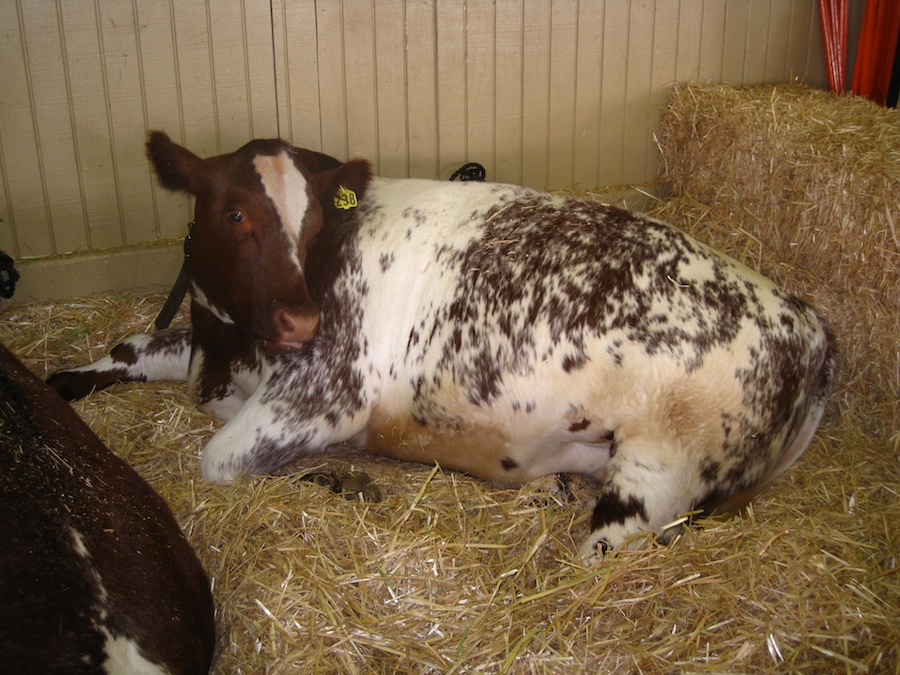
[59,3,117,251]
[721,1,749,82]
[572,0,602,190]
[54,4,93,251]
[676,0,704,80]
[623,1,655,183]
[134,1,184,242]
[765,0,794,82]
[98,0,156,245]
[597,1,630,187]
[243,0,279,139]
[698,0,728,82]
[786,0,817,81]
[209,2,270,145]
[520,0,551,189]
[315,2,349,158]
[493,0,524,185]
[648,0,682,181]
[135,2,180,135]
[0,0,834,267]
[404,1,439,179]
[743,0,773,83]
[273,0,322,151]
[160,0,213,235]
[465,0,496,176]
[24,1,84,255]
[342,2,379,164]
[546,0,578,189]
[168,0,214,150]
[373,0,409,177]
[4,1,57,258]
[435,1,467,176]
[804,1,829,86]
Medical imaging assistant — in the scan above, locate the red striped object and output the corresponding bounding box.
[851,0,900,105]
[818,0,848,92]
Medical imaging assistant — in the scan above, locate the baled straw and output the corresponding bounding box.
[657,82,899,310]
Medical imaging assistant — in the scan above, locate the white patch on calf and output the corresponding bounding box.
[200,388,285,481]
[69,526,91,559]
[67,527,111,611]
[101,627,170,675]
[254,150,309,272]
[190,283,234,325]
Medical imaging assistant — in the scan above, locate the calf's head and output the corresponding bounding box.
[147,131,365,348]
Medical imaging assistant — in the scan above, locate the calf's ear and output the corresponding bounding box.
[146,131,203,195]
[293,146,343,174]
[313,159,373,220]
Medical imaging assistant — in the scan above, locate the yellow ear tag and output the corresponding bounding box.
[334,186,358,210]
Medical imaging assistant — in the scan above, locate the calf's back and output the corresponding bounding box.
[0,343,215,674]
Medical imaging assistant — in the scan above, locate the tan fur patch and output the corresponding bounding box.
[365,410,515,483]
[654,350,746,458]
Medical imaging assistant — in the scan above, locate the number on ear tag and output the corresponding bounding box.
[334,186,358,210]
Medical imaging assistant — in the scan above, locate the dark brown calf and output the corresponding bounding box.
[0,343,215,674]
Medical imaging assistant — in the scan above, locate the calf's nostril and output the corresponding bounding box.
[273,307,320,343]
[276,308,297,334]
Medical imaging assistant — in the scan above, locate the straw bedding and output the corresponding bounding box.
[1,84,897,673]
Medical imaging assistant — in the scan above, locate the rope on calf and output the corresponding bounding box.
[154,221,193,330]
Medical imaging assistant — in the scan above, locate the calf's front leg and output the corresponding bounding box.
[199,383,346,482]
[47,328,192,400]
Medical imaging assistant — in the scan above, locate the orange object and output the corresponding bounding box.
[852,0,900,105]
[819,0,848,92]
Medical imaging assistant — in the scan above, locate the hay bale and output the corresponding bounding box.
[657,82,899,310]
[655,82,899,431]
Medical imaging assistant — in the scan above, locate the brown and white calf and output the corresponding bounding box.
[1,342,215,673]
[49,132,836,555]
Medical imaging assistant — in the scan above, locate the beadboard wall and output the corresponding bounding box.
[0,0,835,301]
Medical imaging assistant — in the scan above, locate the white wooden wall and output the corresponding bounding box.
[1,0,830,269]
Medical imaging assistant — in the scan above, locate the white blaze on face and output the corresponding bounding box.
[253,150,310,273]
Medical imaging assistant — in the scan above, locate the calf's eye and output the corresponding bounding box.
[229,210,245,223]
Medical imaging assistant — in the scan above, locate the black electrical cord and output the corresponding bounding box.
[449,162,486,182]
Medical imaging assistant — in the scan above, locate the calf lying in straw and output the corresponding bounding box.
[50,132,836,554]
